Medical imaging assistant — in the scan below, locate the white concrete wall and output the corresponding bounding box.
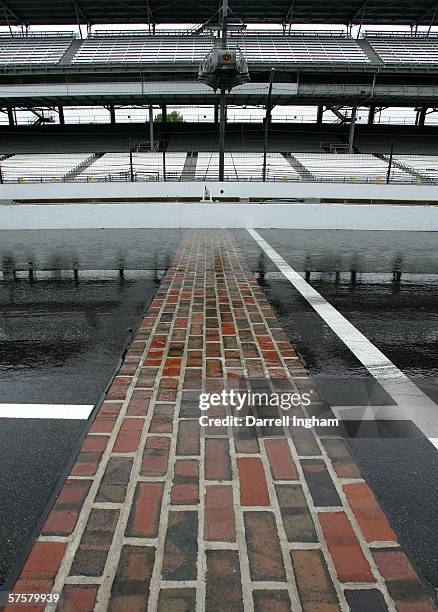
[1,201,438,231]
[1,180,438,202]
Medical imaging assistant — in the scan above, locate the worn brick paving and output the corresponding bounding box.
[6,230,437,612]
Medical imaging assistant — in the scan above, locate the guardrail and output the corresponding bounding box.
[0,152,437,186]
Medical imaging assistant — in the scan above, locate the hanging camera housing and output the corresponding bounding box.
[198,47,250,92]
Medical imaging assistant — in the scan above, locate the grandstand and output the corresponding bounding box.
[0,1,438,191]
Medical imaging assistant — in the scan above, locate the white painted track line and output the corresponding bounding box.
[0,404,94,420]
[248,228,438,440]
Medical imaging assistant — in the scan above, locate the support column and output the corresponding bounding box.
[58,106,65,126]
[348,106,357,154]
[219,86,227,181]
[262,68,275,182]
[109,105,116,125]
[418,106,427,126]
[218,0,229,181]
[214,105,219,124]
[317,105,324,125]
[7,107,14,126]
[160,105,167,122]
[149,105,154,152]
[368,105,375,126]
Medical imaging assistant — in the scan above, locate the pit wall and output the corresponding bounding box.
[1,182,438,231]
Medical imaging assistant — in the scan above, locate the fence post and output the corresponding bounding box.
[163,151,166,182]
[129,150,134,182]
[386,142,394,184]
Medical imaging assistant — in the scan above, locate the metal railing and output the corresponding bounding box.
[0,152,437,185]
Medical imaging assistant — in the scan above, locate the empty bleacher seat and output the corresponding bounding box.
[292,153,412,183]
[394,155,438,181]
[367,37,438,64]
[74,153,187,182]
[0,38,73,65]
[0,154,89,182]
[71,35,369,65]
[195,153,300,181]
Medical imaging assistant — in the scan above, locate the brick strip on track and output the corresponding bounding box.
[5,230,436,612]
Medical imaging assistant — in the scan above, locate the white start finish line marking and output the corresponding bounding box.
[248,228,438,443]
[0,404,94,420]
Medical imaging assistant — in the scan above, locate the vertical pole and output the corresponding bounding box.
[419,106,427,126]
[129,149,134,182]
[7,107,14,126]
[109,105,115,125]
[58,106,65,125]
[219,0,228,181]
[163,150,166,181]
[149,105,154,151]
[386,142,394,184]
[219,86,226,181]
[316,105,324,124]
[348,105,357,153]
[161,104,167,122]
[368,105,375,126]
[214,105,219,124]
[263,68,275,182]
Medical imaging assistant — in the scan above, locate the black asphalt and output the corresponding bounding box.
[0,229,186,586]
[1,227,438,596]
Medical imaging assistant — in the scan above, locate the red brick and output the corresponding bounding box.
[176,420,200,456]
[109,546,155,611]
[106,379,130,400]
[127,389,151,416]
[206,550,243,611]
[373,548,423,582]
[204,485,236,542]
[42,480,91,536]
[206,359,223,378]
[205,439,232,481]
[149,403,174,433]
[170,460,199,505]
[244,512,286,581]
[237,457,270,506]
[158,589,196,612]
[265,439,298,480]
[373,549,436,612]
[126,482,164,538]
[113,418,144,453]
[22,542,66,579]
[42,510,78,536]
[343,483,397,543]
[58,585,98,612]
[291,549,340,611]
[253,590,292,612]
[97,402,122,417]
[90,417,117,434]
[81,435,109,452]
[322,439,361,479]
[71,509,119,577]
[141,436,170,476]
[96,457,133,503]
[71,452,101,476]
[5,579,54,612]
[56,479,91,506]
[318,512,375,583]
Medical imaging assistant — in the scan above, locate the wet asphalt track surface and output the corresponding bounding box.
[0,228,438,594]
[244,229,438,591]
[0,228,186,586]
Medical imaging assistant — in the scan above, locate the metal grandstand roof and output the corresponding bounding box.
[3,1,438,27]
